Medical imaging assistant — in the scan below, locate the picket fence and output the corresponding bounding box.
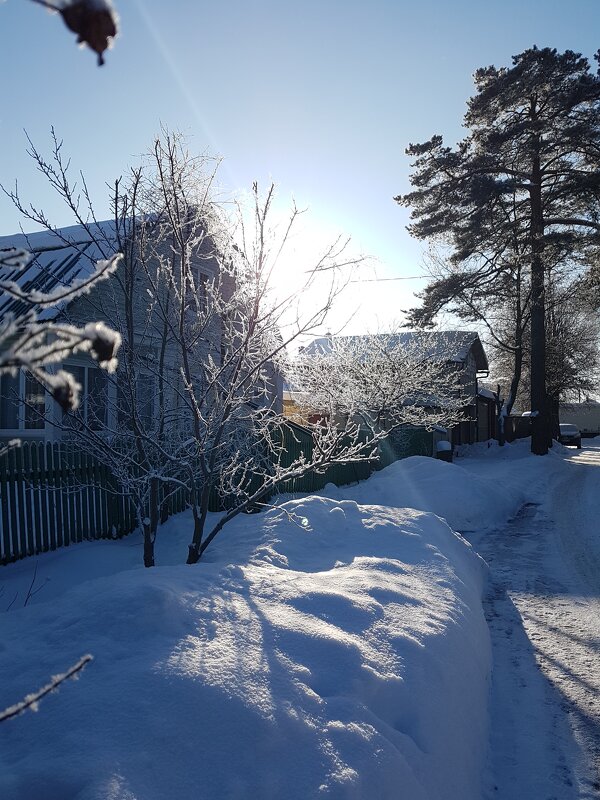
[0,443,139,564]
[0,424,435,565]
[0,433,373,565]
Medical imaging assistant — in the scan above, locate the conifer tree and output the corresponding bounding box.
[397,47,600,454]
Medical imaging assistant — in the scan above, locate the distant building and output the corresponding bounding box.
[291,330,492,447]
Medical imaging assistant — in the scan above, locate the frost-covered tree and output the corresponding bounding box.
[3,130,221,566]
[292,332,468,445]
[397,47,600,455]
[5,130,375,566]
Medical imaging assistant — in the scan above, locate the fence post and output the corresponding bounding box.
[46,442,57,551]
[14,445,27,558]
[0,449,11,562]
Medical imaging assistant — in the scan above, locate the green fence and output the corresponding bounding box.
[1,423,438,564]
[0,442,139,564]
[274,421,435,496]
[376,426,435,469]
[274,421,373,495]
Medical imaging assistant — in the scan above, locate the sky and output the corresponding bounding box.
[1,0,599,333]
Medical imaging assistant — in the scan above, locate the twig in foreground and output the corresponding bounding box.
[0,654,93,723]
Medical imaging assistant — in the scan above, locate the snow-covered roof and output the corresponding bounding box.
[0,221,120,322]
[303,331,489,372]
[478,387,497,401]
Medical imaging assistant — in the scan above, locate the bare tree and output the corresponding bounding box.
[291,332,468,448]
[5,130,468,567]
[3,131,363,565]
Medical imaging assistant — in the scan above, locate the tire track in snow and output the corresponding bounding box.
[472,478,600,800]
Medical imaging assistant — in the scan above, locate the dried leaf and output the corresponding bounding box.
[59,1,118,66]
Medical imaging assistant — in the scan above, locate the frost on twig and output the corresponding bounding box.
[0,248,122,410]
[0,654,93,723]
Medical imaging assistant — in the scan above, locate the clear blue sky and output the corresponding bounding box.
[1,0,599,330]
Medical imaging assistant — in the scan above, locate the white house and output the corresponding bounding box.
[0,220,282,445]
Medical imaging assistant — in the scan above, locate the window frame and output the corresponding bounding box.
[0,371,48,434]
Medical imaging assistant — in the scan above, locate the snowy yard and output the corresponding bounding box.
[1,439,599,799]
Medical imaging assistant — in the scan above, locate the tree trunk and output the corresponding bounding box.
[143,531,155,568]
[187,544,200,564]
[529,142,548,455]
[186,501,205,564]
[548,394,560,442]
[505,345,523,417]
[142,478,160,568]
[495,385,505,446]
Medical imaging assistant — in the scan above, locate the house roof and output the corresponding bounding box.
[302,331,489,372]
[0,213,227,326]
[0,221,120,322]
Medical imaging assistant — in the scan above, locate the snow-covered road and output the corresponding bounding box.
[470,443,600,799]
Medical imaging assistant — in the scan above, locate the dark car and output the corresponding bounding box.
[558,423,582,449]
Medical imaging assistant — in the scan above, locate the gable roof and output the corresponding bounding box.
[0,221,120,322]
[302,331,489,372]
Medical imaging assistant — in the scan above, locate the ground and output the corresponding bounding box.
[1,438,599,799]
[467,444,600,799]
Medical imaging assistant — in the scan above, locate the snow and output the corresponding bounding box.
[0,437,597,799]
[302,331,488,371]
[0,222,121,322]
[319,453,525,533]
[465,442,600,797]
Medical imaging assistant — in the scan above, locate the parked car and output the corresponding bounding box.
[558,423,582,449]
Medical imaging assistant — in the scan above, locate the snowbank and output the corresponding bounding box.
[322,454,525,532]
[0,497,490,800]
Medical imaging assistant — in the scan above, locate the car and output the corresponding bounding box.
[558,423,582,448]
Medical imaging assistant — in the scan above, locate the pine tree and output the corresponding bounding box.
[397,47,600,455]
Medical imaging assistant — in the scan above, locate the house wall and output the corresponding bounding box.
[450,349,478,446]
[0,229,284,443]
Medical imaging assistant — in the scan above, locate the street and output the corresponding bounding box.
[470,443,600,799]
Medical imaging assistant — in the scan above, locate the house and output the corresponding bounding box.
[476,387,498,443]
[290,330,491,449]
[0,220,282,445]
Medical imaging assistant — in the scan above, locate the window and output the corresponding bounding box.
[62,364,108,430]
[116,369,156,431]
[189,265,208,314]
[137,373,155,430]
[87,368,108,429]
[0,373,20,429]
[24,374,46,429]
[0,371,46,431]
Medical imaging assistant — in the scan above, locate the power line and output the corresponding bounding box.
[350,275,423,283]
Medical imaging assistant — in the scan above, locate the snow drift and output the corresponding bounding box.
[0,496,490,800]
[322,454,525,532]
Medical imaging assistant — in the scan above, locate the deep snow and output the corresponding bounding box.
[1,438,598,799]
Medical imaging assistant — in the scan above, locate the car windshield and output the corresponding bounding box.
[560,424,579,434]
